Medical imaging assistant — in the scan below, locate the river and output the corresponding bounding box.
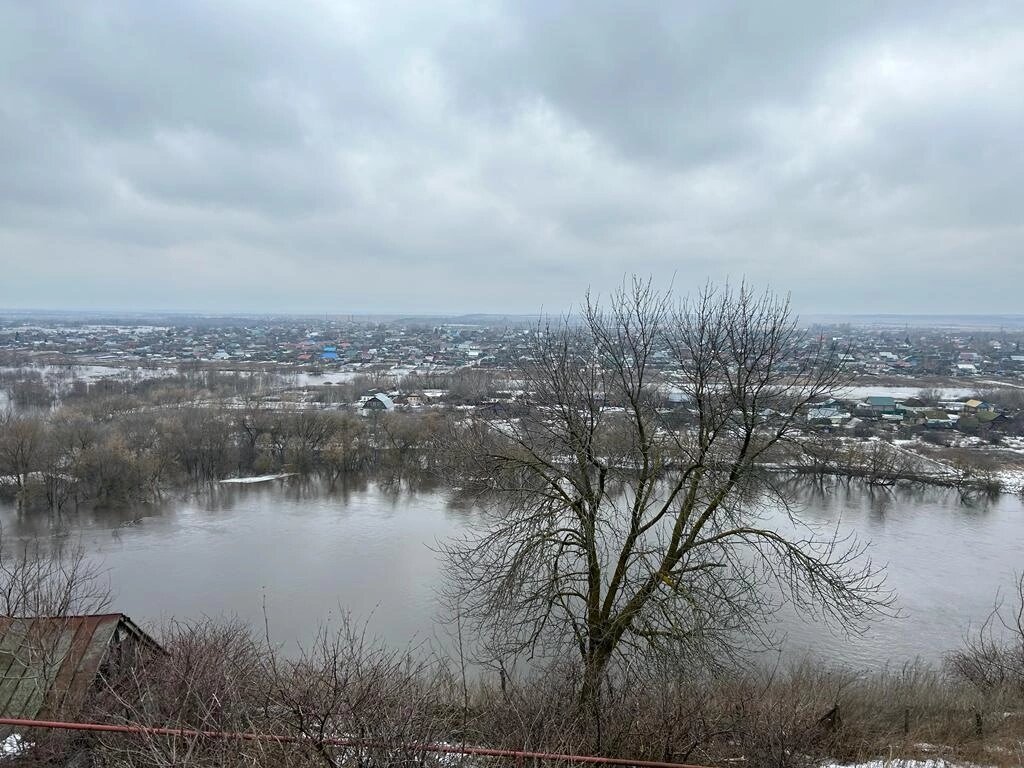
[0,477,1021,669]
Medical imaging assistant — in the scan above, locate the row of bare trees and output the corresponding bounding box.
[0,404,448,511]
[795,435,1007,499]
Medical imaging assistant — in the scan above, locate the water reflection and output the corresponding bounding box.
[0,474,1021,668]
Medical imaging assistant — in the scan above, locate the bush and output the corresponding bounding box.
[65,618,1024,768]
[947,573,1024,697]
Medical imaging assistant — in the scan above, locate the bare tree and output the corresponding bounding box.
[89,615,460,768]
[799,438,919,488]
[285,410,341,472]
[0,532,110,619]
[238,395,275,471]
[0,412,47,507]
[89,618,282,768]
[947,572,1024,694]
[322,412,369,486]
[162,407,235,482]
[442,279,890,709]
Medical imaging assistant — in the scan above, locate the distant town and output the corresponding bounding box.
[2,311,1023,378]
[2,307,1023,674]
[2,313,1023,482]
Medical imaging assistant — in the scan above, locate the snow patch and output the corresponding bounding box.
[997,469,1024,494]
[219,473,296,484]
[822,760,987,768]
[1,733,30,757]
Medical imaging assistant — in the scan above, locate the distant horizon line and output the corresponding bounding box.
[1,307,1023,319]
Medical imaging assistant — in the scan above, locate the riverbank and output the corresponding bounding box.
[40,614,1024,768]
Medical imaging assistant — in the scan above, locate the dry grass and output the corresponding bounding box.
[11,617,1024,767]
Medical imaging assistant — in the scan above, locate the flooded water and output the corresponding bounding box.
[0,478,1022,669]
[768,483,1024,666]
[0,363,178,384]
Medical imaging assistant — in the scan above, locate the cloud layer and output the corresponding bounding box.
[2,2,1022,314]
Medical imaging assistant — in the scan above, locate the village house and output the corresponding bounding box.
[807,405,852,427]
[359,392,396,412]
[962,398,996,414]
[857,396,899,417]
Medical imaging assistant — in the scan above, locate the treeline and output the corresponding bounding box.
[1,363,512,407]
[305,369,512,405]
[3,402,1017,514]
[0,403,448,512]
[0,365,525,511]
[791,436,1008,496]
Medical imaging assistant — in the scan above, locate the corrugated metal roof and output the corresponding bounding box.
[0,614,159,721]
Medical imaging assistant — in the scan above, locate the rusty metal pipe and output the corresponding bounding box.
[0,716,713,768]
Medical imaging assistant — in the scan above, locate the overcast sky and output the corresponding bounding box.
[1,2,1022,316]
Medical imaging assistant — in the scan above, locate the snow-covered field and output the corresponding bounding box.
[0,363,179,383]
[289,365,430,387]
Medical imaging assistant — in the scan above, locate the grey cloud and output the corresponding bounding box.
[0,1,1022,314]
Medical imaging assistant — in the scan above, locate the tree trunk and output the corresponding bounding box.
[581,645,612,751]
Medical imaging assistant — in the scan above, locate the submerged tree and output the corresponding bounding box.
[442,279,890,706]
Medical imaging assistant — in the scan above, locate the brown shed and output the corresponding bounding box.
[0,613,162,724]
